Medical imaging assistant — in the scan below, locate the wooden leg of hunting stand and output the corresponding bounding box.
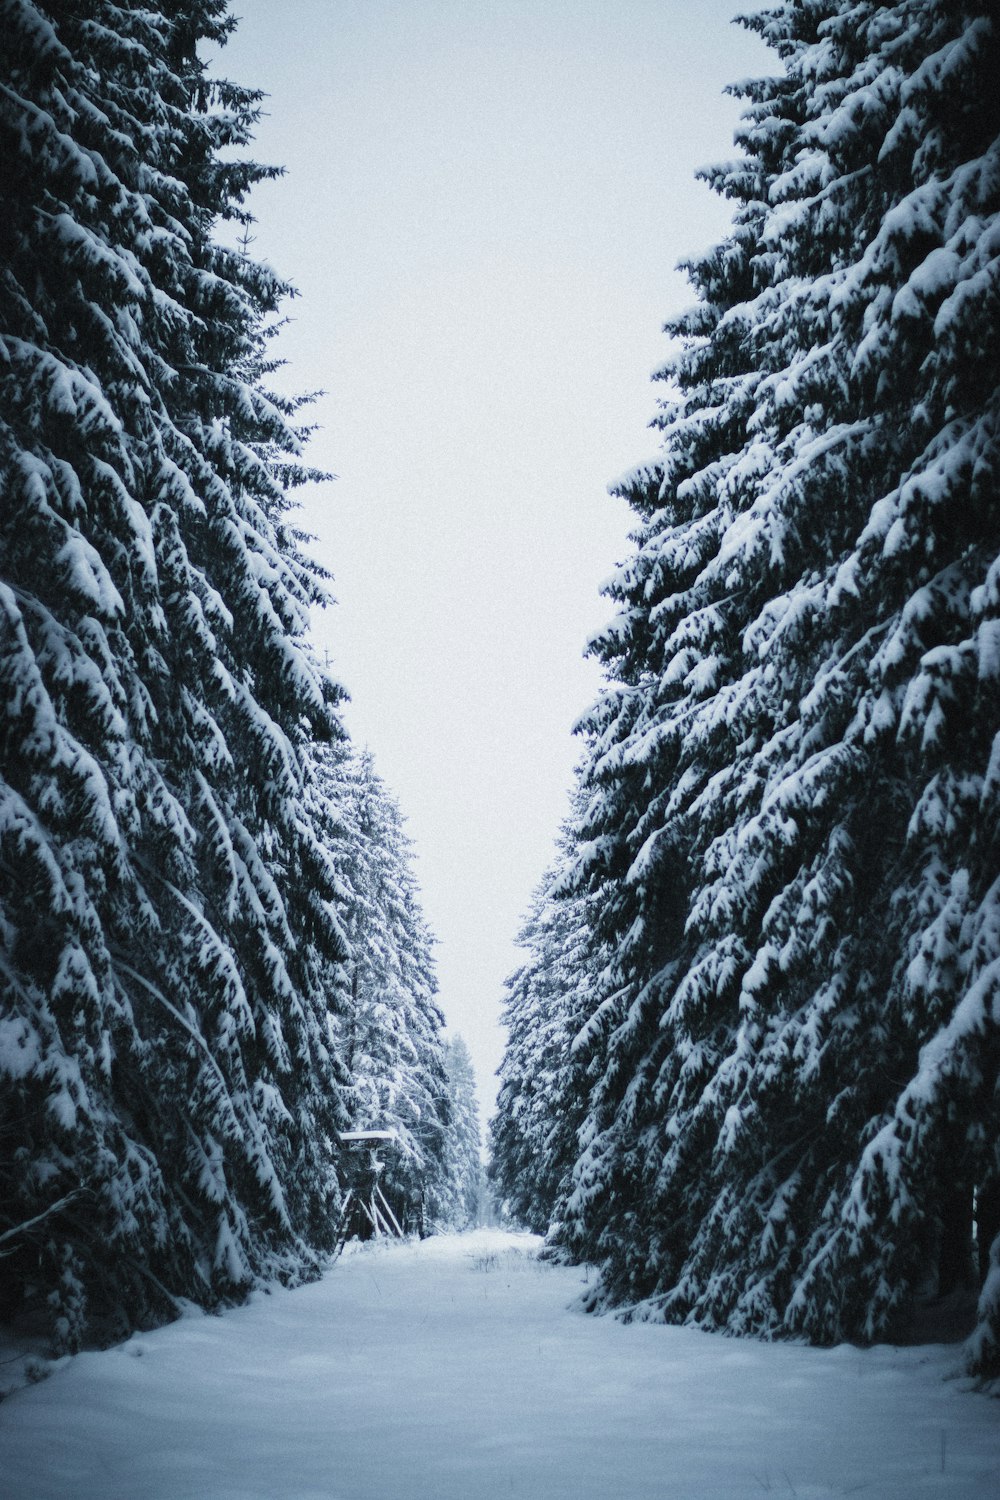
[374,1184,404,1238]
[334,1189,353,1256]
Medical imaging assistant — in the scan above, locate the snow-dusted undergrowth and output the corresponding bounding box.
[0,1229,995,1499]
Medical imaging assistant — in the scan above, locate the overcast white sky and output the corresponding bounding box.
[216,0,771,1120]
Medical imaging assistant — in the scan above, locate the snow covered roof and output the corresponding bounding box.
[338,1130,399,1144]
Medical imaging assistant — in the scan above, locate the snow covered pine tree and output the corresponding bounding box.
[490,815,608,1236]
[311,744,452,1234]
[437,1035,484,1231]
[0,0,351,1348]
[556,1,1000,1375]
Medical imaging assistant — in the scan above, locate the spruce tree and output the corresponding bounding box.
[490,818,607,1236]
[312,743,450,1230]
[434,1034,483,1231]
[0,0,349,1347]
[556,0,999,1375]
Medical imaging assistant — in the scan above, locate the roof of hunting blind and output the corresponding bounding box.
[338,1131,398,1144]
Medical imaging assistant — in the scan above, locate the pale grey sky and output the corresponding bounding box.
[216,0,770,1120]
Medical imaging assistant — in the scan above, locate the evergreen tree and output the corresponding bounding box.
[0,0,350,1348]
[312,744,450,1230]
[556,0,999,1376]
[433,1034,484,1231]
[490,817,607,1236]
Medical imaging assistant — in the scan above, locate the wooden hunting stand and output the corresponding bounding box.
[336,1130,406,1245]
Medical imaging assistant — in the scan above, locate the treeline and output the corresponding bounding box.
[0,0,478,1352]
[491,0,1000,1377]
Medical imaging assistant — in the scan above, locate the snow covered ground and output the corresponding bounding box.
[0,1229,995,1499]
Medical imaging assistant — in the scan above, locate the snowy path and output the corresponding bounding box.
[0,1229,996,1499]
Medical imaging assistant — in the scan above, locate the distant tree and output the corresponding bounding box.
[490,815,607,1236]
[0,0,350,1348]
[430,1034,484,1231]
[312,744,451,1231]
[552,0,999,1376]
